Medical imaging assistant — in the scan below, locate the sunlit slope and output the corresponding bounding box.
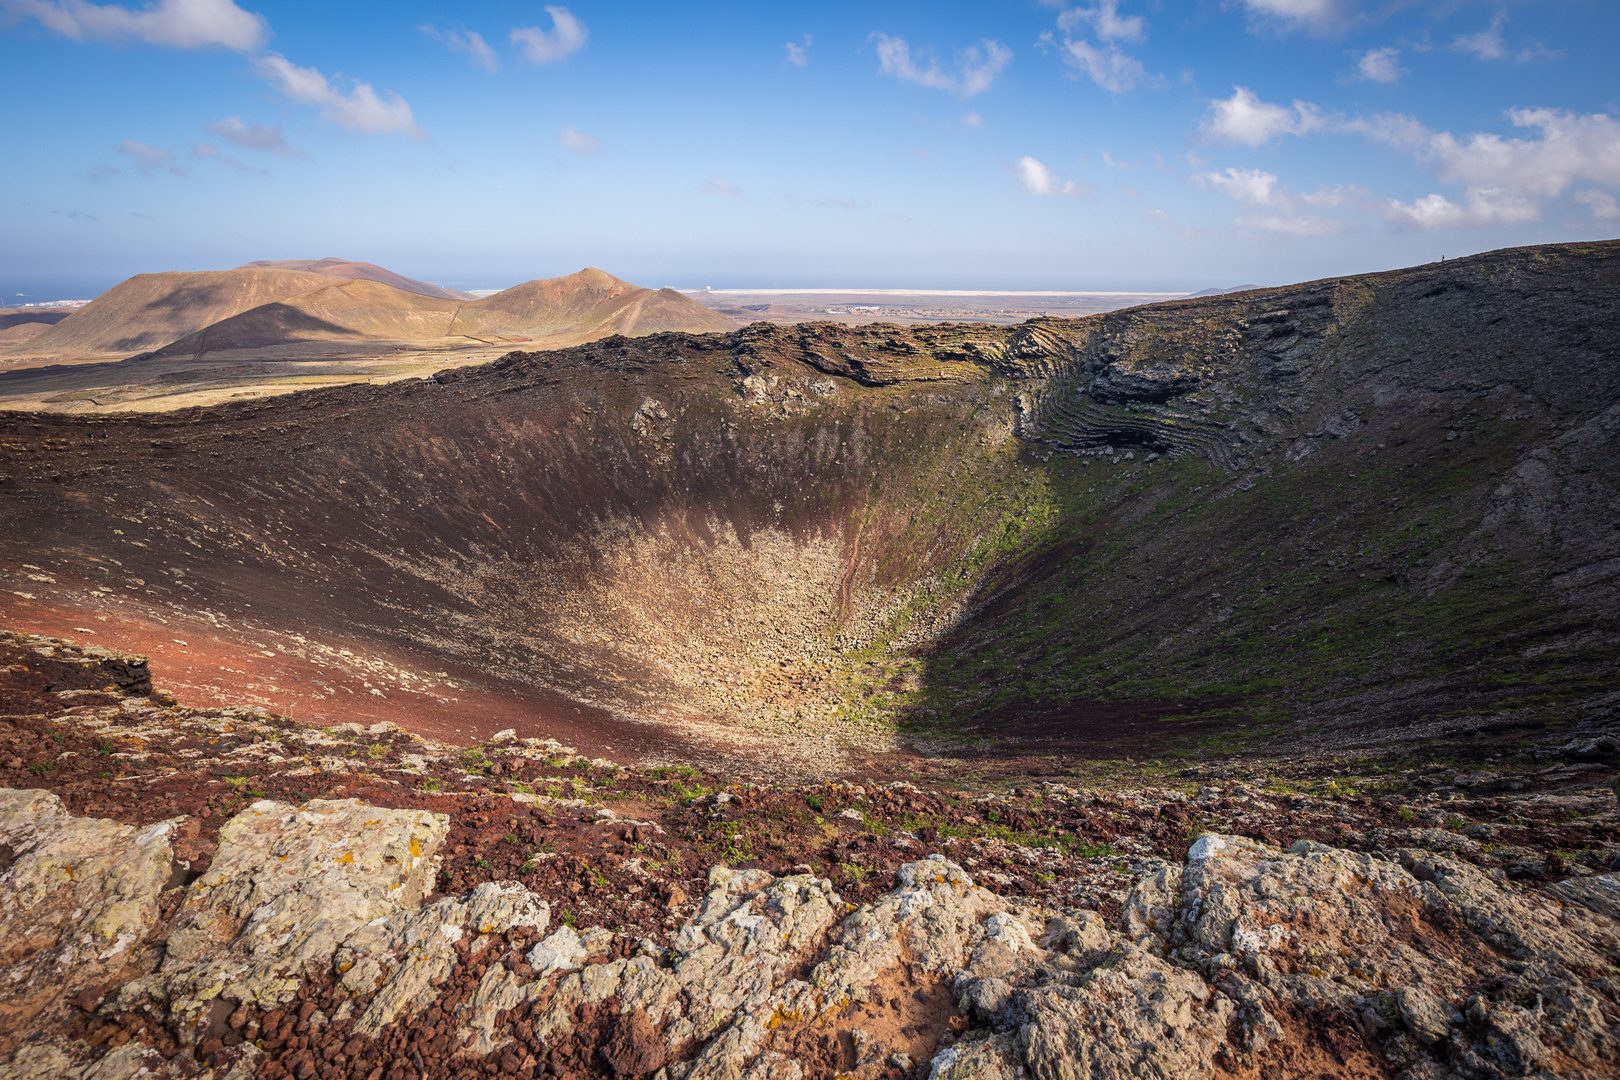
[3,268,335,356]
[152,278,465,355]
[236,258,474,300]
[449,268,737,342]
[149,268,739,356]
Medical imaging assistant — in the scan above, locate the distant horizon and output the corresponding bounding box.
[5,1,1617,298]
[0,265,1246,309]
[0,239,1532,309]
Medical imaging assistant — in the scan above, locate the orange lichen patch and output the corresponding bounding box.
[334,852,355,865]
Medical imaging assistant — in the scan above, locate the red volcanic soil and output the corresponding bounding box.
[0,590,686,764]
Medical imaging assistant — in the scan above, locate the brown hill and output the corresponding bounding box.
[449,267,737,341]
[236,258,475,300]
[0,307,75,345]
[149,268,736,358]
[5,268,335,357]
[154,278,465,357]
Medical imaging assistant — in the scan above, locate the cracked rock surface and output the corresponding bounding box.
[5,784,1619,1080]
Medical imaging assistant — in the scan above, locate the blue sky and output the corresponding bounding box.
[2,0,1617,297]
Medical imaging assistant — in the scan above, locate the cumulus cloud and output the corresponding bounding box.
[1353,108,1620,204]
[1354,107,1620,229]
[1575,190,1619,223]
[1041,1,1151,93]
[964,110,983,128]
[1451,12,1507,60]
[700,177,742,197]
[210,115,303,157]
[1203,86,1328,146]
[1199,166,1283,206]
[116,138,188,176]
[0,0,267,51]
[511,5,586,65]
[1193,165,1351,234]
[7,0,423,138]
[1206,90,1620,230]
[1058,38,1147,93]
[1354,46,1401,84]
[255,54,420,136]
[421,25,498,72]
[557,125,600,154]
[1236,0,1363,37]
[1381,190,1538,229]
[871,32,1011,98]
[785,33,810,67]
[1057,0,1144,42]
[1016,156,1086,197]
[1450,11,1557,64]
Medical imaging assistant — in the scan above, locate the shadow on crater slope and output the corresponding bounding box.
[1,240,1617,775]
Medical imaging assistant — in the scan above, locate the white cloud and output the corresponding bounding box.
[785,33,810,67]
[871,32,1011,98]
[4,0,423,139]
[1451,12,1507,60]
[1237,0,1362,37]
[255,54,420,136]
[963,110,983,128]
[1100,150,1138,169]
[116,138,188,176]
[700,177,741,197]
[1346,107,1620,229]
[558,125,600,154]
[1449,12,1557,64]
[1041,2,1150,94]
[0,0,267,51]
[1204,86,1328,146]
[511,5,586,65]
[421,25,499,73]
[1193,165,1354,234]
[1354,46,1401,84]
[1198,166,1284,206]
[1016,156,1086,197]
[1575,189,1619,223]
[1381,190,1539,229]
[1057,0,1144,43]
[1355,108,1620,202]
[1199,93,1620,230]
[1059,37,1147,93]
[210,115,302,157]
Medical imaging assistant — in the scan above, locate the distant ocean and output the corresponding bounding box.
[0,273,123,306]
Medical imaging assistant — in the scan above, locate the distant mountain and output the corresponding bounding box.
[450,267,737,342]
[0,307,75,345]
[149,268,737,359]
[1187,285,1264,297]
[5,264,734,361]
[5,267,335,356]
[235,258,476,301]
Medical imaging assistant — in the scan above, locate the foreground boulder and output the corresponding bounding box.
[0,789,178,1055]
[3,791,1618,1080]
